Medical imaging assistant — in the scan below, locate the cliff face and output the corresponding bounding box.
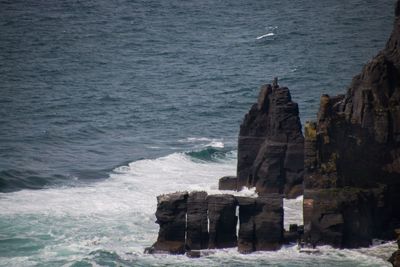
[237,84,304,198]
[304,0,400,248]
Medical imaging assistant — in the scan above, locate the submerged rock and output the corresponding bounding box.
[147,192,188,254]
[207,194,237,249]
[237,83,304,198]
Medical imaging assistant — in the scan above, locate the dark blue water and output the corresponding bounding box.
[0,0,394,192]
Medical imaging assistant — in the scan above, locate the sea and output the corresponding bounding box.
[0,0,398,266]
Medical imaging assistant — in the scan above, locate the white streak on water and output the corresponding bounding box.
[256,32,275,40]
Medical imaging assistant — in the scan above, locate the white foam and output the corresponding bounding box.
[0,151,395,266]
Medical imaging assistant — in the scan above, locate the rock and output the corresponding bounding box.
[236,195,284,252]
[207,194,237,249]
[237,83,304,198]
[390,250,400,267]
[304,1,400,248]
[148,192,188,254]
[186,250,201,258]
[303,187,387,248]
[284,224,301,244]
[389,228,400,266]
[253,195,284,250]
[186,191,209,250]
[218,176,237,191]
[236,196,256,253]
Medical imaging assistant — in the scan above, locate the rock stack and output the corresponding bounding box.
[234,83,304,198]
[146,192,284,255]
[303,0,400,248]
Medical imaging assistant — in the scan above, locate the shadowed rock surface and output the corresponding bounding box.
[207,194,238,249]
[186,191,209,250]
[237,195,283,253]
[148,192,188,254]
[304,0,400,248]
[237,83,304,198]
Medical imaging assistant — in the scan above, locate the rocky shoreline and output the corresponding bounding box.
[146,1,400,265]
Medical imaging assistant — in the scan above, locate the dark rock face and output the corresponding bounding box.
[303,187,387,248]
[304,2,400,248]
[236,197,256,253]
[237,84,304,198]
[186,191,209,250]
[236,195,283,253]
[218,176,237,191]
[253,196,284,251]
[149,192,188,254]
[207,194,237,249]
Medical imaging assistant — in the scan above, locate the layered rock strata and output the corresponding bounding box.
[304,1,400,248]
[148,192,188,254]
[207,194,238,249]
[237,83,304,198]
[186,191,209,250]
[147,192,284,254]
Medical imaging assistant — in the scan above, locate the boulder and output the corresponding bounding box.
[186,191,209,250]
[207,194,237,249]
[148,192,188,254]
[237,83,304,198]
[218,176,237,191]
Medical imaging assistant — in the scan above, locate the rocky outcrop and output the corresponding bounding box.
[236,195,284,253]
[237,83,304,198]
[218,176,237,190]
[148,192,284,254]
[207,194,237,249]
[186,191,209,250]
[304,1,400,248]
[147,192,188,254]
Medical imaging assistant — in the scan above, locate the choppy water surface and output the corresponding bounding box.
[0,0,397,266]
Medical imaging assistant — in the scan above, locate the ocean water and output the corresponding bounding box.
[0,0,397,266]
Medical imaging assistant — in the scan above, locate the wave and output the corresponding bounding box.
[186,147,234,162]
[0,150,395,266]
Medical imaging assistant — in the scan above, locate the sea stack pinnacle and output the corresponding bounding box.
[236,81,304,198]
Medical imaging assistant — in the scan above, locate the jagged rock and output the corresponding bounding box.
[186,191,209,250]
[218,176,237,190]
[148,192,188,254]
[303,187,387,248]
[304,1,400,248]
[236,195,284,253]
[207,194,237,249]
[237,83,304,198]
